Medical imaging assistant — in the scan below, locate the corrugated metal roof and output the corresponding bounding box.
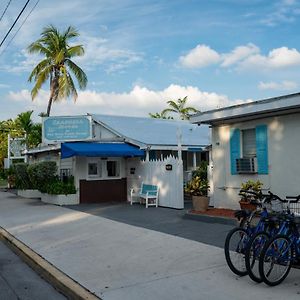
[191,92,300,125]
[91,114,209,147]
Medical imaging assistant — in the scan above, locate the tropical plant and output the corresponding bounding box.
[46,176,76,195]
[185,176,209,196]
[28,25,87,116]
[192,161,208,181]
[13,163,32,190]
[149,111,174,119]
[162,96,199,120]
[239,180,263,202]
[27,161,57,192]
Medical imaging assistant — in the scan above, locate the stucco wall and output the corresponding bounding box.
[211,113,300,209]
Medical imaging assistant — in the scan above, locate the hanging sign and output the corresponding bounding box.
[43,116,92,143]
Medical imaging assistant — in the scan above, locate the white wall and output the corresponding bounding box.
[211,113,300,209]
[127,156,184,209]
[74,156,126,190]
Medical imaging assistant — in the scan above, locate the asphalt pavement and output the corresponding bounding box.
[0,240,66,300]
[68,202,234,248]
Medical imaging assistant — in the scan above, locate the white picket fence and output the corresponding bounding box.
[127,156,184,209]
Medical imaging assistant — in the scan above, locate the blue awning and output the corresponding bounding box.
[61,142,145,159]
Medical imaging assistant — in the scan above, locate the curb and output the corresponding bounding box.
[0,227,101,300]
[183,212,238,226]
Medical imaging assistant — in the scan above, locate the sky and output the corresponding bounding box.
[1,0,300,121]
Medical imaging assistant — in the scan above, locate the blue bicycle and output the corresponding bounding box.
[258,196,300,286]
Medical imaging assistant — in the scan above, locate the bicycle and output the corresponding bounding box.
[258,195,300,286]
[224,190,276,276]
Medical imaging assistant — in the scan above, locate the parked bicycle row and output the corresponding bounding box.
[224,189,300,286]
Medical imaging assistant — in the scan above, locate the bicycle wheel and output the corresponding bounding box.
[224,227,249,276]
[259,235,293,286]
[245,231,270,283]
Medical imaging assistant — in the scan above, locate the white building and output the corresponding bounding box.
[27,114,209,207]
[191,92,300,209]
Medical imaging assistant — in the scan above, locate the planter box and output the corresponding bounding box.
[192,196,209,212]
[41,193,79,205]
[239,200,257,211]
[17,189,42,199]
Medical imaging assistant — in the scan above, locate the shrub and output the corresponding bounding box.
[192,161,208,180]
[185,176,209,196]
[14,163,31,189]
[27,161,57,192]
[240,180,263,202]
[46,176,76,195]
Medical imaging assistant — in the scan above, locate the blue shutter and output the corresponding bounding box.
[256,125,268,174]
[230,128,240,175]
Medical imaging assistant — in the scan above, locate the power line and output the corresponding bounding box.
[0,0,31,48]
[0,0,12,22]
[0,0,40,56]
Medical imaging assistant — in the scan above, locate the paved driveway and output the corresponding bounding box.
[68,202,234,248]
[1,192,300,300]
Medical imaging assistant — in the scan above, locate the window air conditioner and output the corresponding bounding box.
[236,157,257,174]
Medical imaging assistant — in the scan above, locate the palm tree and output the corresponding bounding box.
[16,111,33,135]
[162,96,199,120]
[28,25,87,116]
[149,111,174,119]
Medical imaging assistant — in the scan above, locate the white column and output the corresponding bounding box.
[146,149,150,162]
[193,152,197,170]
[176,127,182,161]
[7,134,10,169]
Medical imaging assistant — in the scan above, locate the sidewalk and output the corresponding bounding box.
[0,191,300,300]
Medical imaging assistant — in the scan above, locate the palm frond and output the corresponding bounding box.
[67,45,85,58]
[65,59,87,89]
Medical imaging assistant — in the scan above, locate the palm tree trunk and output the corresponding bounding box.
[46,96,53,117]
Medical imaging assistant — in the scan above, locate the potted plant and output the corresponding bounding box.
[185,176,209,211]
[239,179,263,211]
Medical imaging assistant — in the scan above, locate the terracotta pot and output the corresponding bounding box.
[192,195,209,212]
[239,200,256,211]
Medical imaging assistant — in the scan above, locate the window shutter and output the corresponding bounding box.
[230,128,240,175]
[256,125,268,174]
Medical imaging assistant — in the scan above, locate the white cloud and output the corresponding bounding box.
[74,36,143,72]
[180,43,300,71]
[258,80,298,91]
[5,84,249,120]
[240,47,300,69]
[221,44,259,67]
[179,45,221,68]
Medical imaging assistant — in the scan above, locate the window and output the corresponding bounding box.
[107,160,120,177]
[230,125,268,175]
[242,129,256,158]
[88,162,101,177]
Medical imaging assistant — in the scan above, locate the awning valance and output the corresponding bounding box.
[61,142,145,159]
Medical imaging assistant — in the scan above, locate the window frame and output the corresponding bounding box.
[87,159,102,179]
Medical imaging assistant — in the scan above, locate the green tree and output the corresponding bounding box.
[149,111,174,119]
[162,96,199,120]
[15,111,41,148]
[28,25,87,116]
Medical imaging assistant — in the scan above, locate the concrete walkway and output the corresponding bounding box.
[0,191,300,300]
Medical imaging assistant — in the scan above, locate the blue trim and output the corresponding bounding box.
[230,128,240,175]
[187,147,203,152]
[256,125,268,174]
[61,142,145,159]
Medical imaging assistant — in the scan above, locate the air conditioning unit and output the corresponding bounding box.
[236,157,257,174]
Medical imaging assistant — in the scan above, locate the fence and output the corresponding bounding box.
[127,156,184,209]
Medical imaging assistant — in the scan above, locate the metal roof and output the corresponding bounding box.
[91,114,209,147]
[190,92,300,125]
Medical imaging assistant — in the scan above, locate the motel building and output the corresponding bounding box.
[191,92,300,209]
[26,114,209,209]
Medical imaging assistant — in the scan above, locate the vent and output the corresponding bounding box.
[236,157,257,174]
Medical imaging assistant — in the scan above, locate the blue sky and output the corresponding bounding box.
[1,0,300,121]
